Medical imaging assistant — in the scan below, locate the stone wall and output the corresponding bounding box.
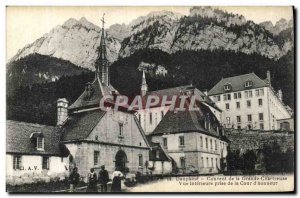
[225,129,294,152]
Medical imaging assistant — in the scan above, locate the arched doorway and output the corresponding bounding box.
[115,150,127,172]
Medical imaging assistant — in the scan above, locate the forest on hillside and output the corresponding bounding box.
[7,49,294,126]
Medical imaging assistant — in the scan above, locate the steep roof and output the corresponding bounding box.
[6,120,69,156]
[62,109,106,141]
[150,102,220,138]
[149,142,171,162]
[208,73,268,96]
[68,78,118,111]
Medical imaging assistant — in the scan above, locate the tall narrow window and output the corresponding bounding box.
[226,103,230,110]
[163,137,168,148]
[201,157,204,167]
[94,151,99,166]
[42,156,49,170]
[248,114,252,122]
[258,99,263,106]
[13,156,22,170]
[210,139,213,150]
[237,116,241,123]
[211,158,214,167]
[234,93,237,99]
[138,154,143,166]
[119,123,124,136]
[215,140,217,151]
[226,117,231,124]
[179,136,185,147]
[236,102,240,109]
[238,92,242,98]
[205,138,208,149]
[149,113,152,125]
[247,100,251,107]
[200,136,203,147]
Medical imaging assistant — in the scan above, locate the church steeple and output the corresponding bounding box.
[141,70,148,97]
[95,13,110,86]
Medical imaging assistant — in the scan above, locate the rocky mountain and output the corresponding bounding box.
[9,17,121,70]
[259,18,293,36]
[119,7,291,59]
[8,7,293,70]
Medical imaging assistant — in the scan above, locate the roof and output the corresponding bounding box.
[62,109,106,141]
[136,85,220,111]
[68,77,119,111]
[150,102,220,138]
[6,120,69,156]
[208,73,268,96]
[149,142,171,162]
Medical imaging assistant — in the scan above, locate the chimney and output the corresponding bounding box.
[57,98,68,126]
[266,70,271,85]
[278,89,283,101]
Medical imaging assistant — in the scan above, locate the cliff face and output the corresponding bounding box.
[9,17,121,70]
[9,7,294,70]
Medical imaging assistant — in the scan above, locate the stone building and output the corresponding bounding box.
[136,70,228,174]
[58,18,150,179]
[208,71,292,130]
[6,120,69,185]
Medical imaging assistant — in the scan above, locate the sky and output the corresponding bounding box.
[6,6,293,61]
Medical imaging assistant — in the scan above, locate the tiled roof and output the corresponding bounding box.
[6,120,69,156]
[62,109,106,141]
[208,73,268,96]
[150,102,220,138]
[68,78,118,111]
[149,142,171,162]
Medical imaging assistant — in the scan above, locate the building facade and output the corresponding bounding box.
[6,120,69,185]
[208,72,292,130]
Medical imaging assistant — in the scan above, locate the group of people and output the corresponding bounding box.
[68,165,124,193]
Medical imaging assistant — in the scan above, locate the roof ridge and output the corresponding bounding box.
[6,120,56,128]
[147,84,192,93]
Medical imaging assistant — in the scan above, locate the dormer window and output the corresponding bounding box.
[244,80,253,88]
[30,132,44,151]
[224,83,232,91]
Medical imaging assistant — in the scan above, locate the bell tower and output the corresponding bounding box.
[95,14,110,86]
[141,70,148,97]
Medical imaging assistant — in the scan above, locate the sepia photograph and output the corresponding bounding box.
[5,5,295,193]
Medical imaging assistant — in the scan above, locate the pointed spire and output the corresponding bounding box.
[95,13,110,86]
[141,70,148,97]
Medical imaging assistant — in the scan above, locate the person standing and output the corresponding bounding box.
[98,165,109,192]
[111,169,124,192]
[86,168,98,192]
[69,167,80,192]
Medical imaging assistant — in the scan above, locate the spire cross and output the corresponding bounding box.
[101,13,105,29]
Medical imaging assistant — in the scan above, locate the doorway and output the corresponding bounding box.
[115,150,127,172]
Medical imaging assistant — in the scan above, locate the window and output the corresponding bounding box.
[237,116,241,123]
[13,156,22,170]
[245,80,253,88]
[258,99,263,106]
[225,103,230,110]
[42,157,49,170]
[245,90,253,98]
[94,151,99,166]
[247,114,252,122]
[259,89,264,96]
[205,138,208,148]
[260,123,264,130]
[234,93,237,99]
[259,113,264,121]
[247,100,251,107]
[217,95,221,101]
[119,123,123,136]
[216,158,218,168]
[200,136,203,147]
[236,102,240,109]
[215,140,217,151]
[206,157,209,167]
[211,158,214,168]
[149,113,152,125]
[201,157,204,167]
[224,84,231,91]
[139,154,143,166]
[179,136,184,147]
[226,117,230,124]
[210,139,213,150]
[227,94,231,100]
[223,94,227,101]
[255,89,259,96]
[37,137,44,150]
[238,92,242,98]
[163,137,168,148]
[180,157,186,168]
